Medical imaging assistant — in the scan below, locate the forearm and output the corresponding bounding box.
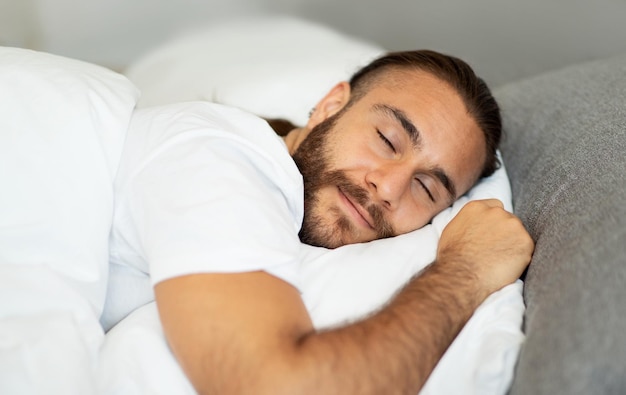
[283,261,482,395]
[157,264,484,395]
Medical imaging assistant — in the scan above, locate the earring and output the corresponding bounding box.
[308,107,316,118]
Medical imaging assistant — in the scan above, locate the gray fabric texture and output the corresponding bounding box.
[494,55,626,394]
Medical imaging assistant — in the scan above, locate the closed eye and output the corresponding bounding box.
[377,130,396,153]
[417,178,435,202]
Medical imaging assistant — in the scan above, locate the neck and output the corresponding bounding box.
[282,127,308,155]
[262,117,307,155]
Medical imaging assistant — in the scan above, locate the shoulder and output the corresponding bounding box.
[126,101,300,186]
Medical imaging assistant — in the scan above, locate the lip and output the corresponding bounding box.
[337,187,374,230]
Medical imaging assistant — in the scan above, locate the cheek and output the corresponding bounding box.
[328,135,379,171]
[391,204,434,234]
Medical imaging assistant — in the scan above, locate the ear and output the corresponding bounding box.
[306,81,351,129]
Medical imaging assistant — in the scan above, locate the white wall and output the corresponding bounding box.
[295,0,626,85]
[21,0,276,70]
[2,0,626,85]
[0,0,40,49]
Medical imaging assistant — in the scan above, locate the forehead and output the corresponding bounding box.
[351,69,487,195]
[365,68,460,110]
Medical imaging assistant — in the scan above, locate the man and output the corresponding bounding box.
[110,50,533,394]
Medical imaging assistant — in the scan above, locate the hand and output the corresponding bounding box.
[436,199,534,297]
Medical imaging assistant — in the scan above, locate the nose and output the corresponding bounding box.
[365,163,412,209]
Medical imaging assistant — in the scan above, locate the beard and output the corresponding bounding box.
[292,110,394,248]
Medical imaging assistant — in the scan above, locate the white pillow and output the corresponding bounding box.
[0,47,139,393]
[125,15,385,126]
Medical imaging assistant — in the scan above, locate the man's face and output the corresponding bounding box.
[293,70,486,249]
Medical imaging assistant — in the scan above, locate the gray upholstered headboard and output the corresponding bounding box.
[495,54,626,394]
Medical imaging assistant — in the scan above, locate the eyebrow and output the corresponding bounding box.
[373,104,421,147]
[373,103,457,203]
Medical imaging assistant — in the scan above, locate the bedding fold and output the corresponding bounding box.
[0,46,139,394]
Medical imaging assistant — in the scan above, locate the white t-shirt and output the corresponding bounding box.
[104,102,304,328]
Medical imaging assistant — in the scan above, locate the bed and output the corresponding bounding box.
[1,15,625,395]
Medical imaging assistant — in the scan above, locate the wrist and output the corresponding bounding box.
[422,257,487,312]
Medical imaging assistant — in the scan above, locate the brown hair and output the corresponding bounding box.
[347,50,501,178]
[265,118,295,137]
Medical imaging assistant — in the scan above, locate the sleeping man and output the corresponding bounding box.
[109,50,534,394]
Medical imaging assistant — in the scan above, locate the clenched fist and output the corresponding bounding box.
[436,199,534,299]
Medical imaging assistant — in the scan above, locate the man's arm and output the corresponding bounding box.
[154,199,533,395]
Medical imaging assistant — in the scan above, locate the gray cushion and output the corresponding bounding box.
[494,55,626,394]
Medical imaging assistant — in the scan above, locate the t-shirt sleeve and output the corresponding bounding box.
[125,108,303,289]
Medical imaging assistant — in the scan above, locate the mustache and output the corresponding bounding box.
[326,170,395,239]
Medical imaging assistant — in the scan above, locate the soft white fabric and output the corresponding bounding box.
[103,101,305,329]
[0,47,139,393]
[125,15,385,126]
[111,101,303,284]
[423,281,524,395]
[98,303,195,395]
